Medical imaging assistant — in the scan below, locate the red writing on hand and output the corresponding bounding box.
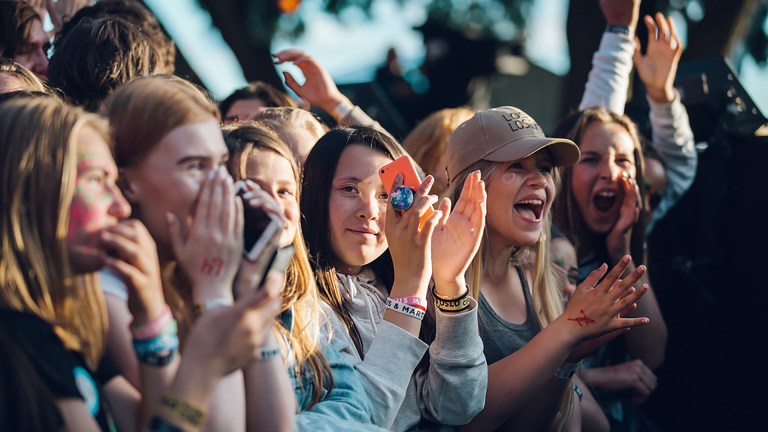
[568,310,596,327]
[200,257,224,276]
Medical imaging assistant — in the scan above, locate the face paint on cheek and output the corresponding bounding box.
[501,173,516,185]
[68,197,103,245]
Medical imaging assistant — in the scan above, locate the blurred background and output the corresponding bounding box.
[140,0,766,430]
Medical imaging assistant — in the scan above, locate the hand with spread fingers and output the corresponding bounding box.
[430,170,487,298]
[272,48,350,115]
[167,167,244,303]
[634,12,685,103]
[553,256,650,356]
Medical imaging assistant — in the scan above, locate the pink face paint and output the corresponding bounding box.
[501,172,517,185]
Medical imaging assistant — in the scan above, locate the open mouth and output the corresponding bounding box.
[514,199,544,221]
[593,190,617,214]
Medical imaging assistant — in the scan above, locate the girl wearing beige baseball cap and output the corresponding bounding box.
[443,106,651,431]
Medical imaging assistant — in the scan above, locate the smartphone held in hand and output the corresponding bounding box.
[236,185,283,262]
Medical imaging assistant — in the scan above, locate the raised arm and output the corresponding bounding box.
[634,12,697,233]
[272,49,389,133]
[579,0,642,113]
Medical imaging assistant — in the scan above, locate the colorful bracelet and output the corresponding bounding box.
[385,297,425,321]
[389,296,427,311]
[554,360,582,380]
[606,24,631,35]
[148,415,184,432]
[133,330,180,357]
[140,349,178,367]
[130,304,173,340]
[573,383,583,402]
[160,392,207,429]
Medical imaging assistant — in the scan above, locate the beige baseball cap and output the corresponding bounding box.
[445,106,580,182]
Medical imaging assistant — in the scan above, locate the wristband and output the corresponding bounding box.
[160,392,207,428]
[390,296,427,311]
[130,304,173,340]
[431,286,471,312]
[554,360,582,380]
[140,349,178,367]
[432,286,469,301]
[133,329,180,357]
[148,415,184,432]
[193,297,233,318]
[257,346,281,362]
[606,24,631,35]
[331,99,353,121]
[385,297,425,321]
[573,383,583,402]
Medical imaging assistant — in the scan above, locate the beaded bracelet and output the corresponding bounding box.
[160,392,207,429]
[385,297,425,321]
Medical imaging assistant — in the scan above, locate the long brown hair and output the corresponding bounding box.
[104,75,220,333]
[300,125,405,357]
[551,107,648,265]
[0,96,110,367]
[223,120,331,407]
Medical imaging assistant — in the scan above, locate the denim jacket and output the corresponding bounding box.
[280,309,388,431]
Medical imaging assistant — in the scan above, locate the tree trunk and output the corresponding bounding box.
[198,0,283,89]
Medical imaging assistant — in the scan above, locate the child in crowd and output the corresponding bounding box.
[300,125,488,430]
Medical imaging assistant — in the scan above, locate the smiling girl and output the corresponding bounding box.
[301,125,488,430]
[441,106,651,431]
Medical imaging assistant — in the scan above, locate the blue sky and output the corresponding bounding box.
[144,0,768,114]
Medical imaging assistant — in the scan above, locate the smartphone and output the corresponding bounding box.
[236,184,283,262]
[378,155,435,226]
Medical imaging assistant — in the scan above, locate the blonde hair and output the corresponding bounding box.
[0,96,110,368]
[104,75,220,333]
[445,158,573,429]
[253,107,327,161]
[0,58,47,93]
[223,120,331,407]
[402,107,474,196]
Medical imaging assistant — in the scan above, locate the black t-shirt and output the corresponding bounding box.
[0,309,118,431]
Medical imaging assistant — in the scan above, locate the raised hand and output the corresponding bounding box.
[606,173,641,264]
[272,49,349,114]
[557,256,649,348]
[599,0,642,30]
[46,0,93,33]
[101,219,165,325]
[167,166,244,302]
[634,12,684,103]
[430,170,486,297]
[385,173,442,298]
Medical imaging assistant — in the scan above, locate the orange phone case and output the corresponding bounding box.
[378,156,435,225]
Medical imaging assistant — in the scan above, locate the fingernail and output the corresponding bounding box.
[622,255,631,263]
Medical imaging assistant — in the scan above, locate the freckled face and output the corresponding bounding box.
[68,127,131,274]
[244,149,299,248]
[485,151,555,248]
[120,120,229,254]
[328,145,392,274]
[571,122,636,234]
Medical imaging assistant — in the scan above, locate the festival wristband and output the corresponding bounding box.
[332,99,353,121]
[130,304,173,340]
[160,392,207,429]
[431,286,469,301]
[554,360,582,380]
[432,286,471,312]
[390,296,427,311]
[193,297,233,318]
[606,24,631,35]
[385,297,425,321]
